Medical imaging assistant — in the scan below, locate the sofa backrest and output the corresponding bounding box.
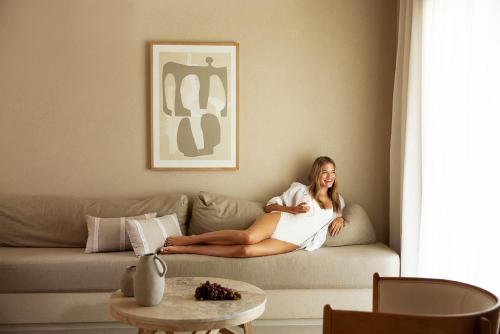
[0,194,189,247]
[189,191,264,235]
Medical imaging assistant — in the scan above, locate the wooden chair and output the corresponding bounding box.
[323,273,500,334]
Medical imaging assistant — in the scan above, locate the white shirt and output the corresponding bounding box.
[267,182,345,251]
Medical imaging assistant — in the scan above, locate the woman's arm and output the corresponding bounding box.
[264,202,310,214]
[265,182,310,214]
[328,194,347,236]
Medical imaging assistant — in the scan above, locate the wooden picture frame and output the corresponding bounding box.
[149,41,239,170]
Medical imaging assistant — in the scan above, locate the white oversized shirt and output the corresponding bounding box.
[267,182,345,251]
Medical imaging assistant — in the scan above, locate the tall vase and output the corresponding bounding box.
[134,253,167,306]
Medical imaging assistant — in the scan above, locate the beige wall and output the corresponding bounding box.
[0,0,397,242]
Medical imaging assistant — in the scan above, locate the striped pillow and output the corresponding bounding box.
[126,214,183,256]
[84,213,157,253]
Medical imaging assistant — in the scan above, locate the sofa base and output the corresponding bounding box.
[0,289,371,331]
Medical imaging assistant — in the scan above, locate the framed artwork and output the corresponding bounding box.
[149,41,239,170]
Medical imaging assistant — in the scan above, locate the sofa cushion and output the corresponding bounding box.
[126,214,183,256]
[323,204,377,247]
[85,213,157,253]
[189,191,264,235]
[0,243,400,293]
[0,194,189,247]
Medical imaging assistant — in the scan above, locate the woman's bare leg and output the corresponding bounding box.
[166,212,282,246]
[160,238,298,258]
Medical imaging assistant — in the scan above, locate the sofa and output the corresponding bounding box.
[0,192,400,333]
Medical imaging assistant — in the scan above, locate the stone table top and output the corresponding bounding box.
[109,276,267,332]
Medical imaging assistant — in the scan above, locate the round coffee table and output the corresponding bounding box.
[109,276,266,334]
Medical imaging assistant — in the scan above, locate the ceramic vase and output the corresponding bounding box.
[134,253,167,306]
[120,265,136,297]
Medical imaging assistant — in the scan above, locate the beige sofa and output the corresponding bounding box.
[0,193,400,333]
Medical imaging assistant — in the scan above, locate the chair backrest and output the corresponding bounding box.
[324,305,492,334]
[373,273,499,316]
[323,274,500,334]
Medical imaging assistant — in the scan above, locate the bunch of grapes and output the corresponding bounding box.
[194,281,242,301]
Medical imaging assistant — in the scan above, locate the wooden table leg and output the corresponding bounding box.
[138,329,157,334]
[239,322,254,334]
[219,328,237,334]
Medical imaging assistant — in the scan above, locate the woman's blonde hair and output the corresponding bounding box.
[308,156,341,213]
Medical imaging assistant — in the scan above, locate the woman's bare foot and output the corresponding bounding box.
[164,235,195,246]
[160,246,188,254]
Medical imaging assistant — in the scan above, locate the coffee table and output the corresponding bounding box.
[109,276,266,334]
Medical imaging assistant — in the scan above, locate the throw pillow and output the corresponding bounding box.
[188,191,265,235]
[323,203,377,247]
[84,213,156,253]
[85,194,190,236]
[126,214,183,256]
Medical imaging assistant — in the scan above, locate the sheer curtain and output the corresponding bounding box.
[391,0,500,295]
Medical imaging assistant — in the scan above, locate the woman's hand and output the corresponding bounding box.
[288,202,310,214]
[328,217,346,237]
[264,203,309,214]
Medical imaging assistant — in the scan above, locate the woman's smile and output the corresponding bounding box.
[319,163,336,188]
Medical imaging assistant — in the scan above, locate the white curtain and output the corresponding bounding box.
[391,0,500,295]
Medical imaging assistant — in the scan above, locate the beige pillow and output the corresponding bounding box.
[323,203,376,247]
[189,191,264,235]
[126,214,183,256]
[84,213,156,253]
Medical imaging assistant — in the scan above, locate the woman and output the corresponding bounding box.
[160,156,345,257]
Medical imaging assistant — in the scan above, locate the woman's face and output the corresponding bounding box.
[318,163,336,189]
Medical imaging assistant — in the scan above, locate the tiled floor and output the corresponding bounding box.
[0,319,324,334]
[253,325,322,334]
[0,325,323,334]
